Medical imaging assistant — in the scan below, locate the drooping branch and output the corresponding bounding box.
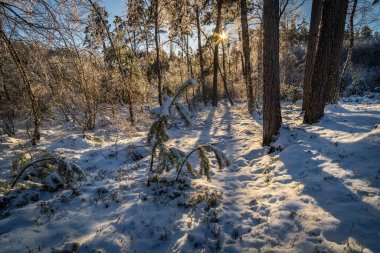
[11,158,56,188]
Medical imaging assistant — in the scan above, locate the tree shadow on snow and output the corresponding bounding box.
[276,125,380,251]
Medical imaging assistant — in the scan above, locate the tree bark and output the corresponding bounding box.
[240,0,255,114]
[339,0,358,97]
[262,0,281,146]
[256,25,263,101]
[221,42,234,105]
[324,0,349,104]
[154,0,163,106]
[196,5,207,105]
[302,0,322,111]
[212,0,223,107]
[304,0,349,123]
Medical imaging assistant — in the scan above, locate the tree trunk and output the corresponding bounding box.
[324,0,349,104]
[221,42,234,105]
[302,0,322,111]
[256,25,263,101]
[339,0,358,97]
[196,5,207,105]
[185,34,193,77]
[240,0,255,114]
[304,0,349,123]
[154,0,163,106]
[212,0,223,107]
[262,0,281,146]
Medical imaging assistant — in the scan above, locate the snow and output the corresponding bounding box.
[1,95,380,252]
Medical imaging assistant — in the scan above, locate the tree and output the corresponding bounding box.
[154,0,163,106]
[88,0,135,124]
[194,3,207,105]
[240,0,255,114]
[361,25,373,39]
[339,0,358,97]
[262,0,282,146]
[302,0,322,111]
[212,0,223,107]
[304,0,349,123]
[324,0,350,104]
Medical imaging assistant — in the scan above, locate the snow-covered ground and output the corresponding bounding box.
[0,96,380,253]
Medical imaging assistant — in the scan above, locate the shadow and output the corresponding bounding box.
[276,126,380,251]
[195,106,217,145]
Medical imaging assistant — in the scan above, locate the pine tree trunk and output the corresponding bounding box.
[196,6,207,105]
[212,0,223,107]
[324,0,349,104]
[221,42,234,105]
[155,0,163,106]
[339,0,358,97]
[238,32,245,77]
[256,25,263,101]
[304,0,349,123]
[302,0,322,111]
[240,0,255,114]
[262,0,281,146]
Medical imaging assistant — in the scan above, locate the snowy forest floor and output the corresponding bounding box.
[1,95,380,253]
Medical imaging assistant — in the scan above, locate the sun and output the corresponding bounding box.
[220,31,228,40]
[215,30,228,44]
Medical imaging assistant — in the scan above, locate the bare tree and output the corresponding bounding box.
[240,0,255,114]
[154,0,163,106]
[88,0,135,124]
[339,0,358,97]
[195,3,207,105]
[212,0,223,107]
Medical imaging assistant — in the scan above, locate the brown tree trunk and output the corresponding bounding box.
[212,0,222,107]
[154,0,163,106]
[302,0,323,111]
[339,0,358,97]
[221,42,234,105]
[324,0,349,104]
[304,0,349,123]
[256,25,263,101]
[238,32,245,77]
[185,34,193,77]
[196,5,207,105]
[240,0,255,114]
[262,0,281,146]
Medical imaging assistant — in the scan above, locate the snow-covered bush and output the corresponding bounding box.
[175,144,231,181]
[147,78,231,185]
[10,150,85,190]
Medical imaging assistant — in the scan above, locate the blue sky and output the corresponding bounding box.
[104,0,313,20]
[103,0,379,32]
[104,0,125,18]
